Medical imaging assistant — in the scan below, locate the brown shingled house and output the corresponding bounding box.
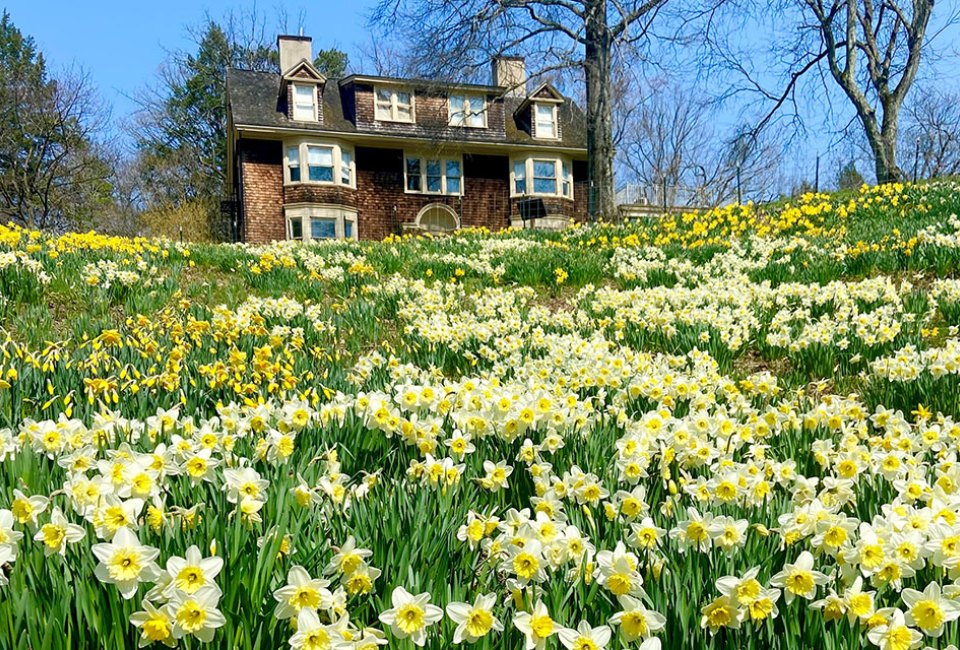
[225,35,589,243]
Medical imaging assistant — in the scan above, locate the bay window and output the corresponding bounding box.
[307,146,334,182]
[283,140,355,188]
[287,146,301,182]
[404,153,463,195]
[449,94,486,128]
[511,155,574,199]
[292,84,317,121]
[533,159,557,194]
[286,206,358,241]
[375,87,414,122]
[534,103,558,139]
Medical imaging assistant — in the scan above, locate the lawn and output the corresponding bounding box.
[2,180,960,649]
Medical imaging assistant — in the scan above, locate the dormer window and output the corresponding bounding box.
[449,94,486,128]
[375,87,414,122]
[292,84,317,121]
[534,103,558,139]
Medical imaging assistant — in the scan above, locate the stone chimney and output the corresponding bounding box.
[278,35,313,75]
[492,56,527,97]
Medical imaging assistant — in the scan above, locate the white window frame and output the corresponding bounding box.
[448,93,487,128]
[374,86,415,123]
[283,139,355,188]
[533,102,559,140]
[403,153,464,196]
[291,84,318,122]
[510,155,574,199]
[285,205,359,241]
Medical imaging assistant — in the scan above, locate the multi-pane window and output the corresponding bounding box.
[449,94,486,128]
[286,207,358,241]
[287,146,301,182]
[284,141,354,187]
[292,84,317,121]
[535,103,558,139]
[511,156,574,198]
[375,87,414,122]
[307,146,334,182]
[311,218,337,239]
[404,154,463,195]
[533,159,557,194]
[513,161,526,194]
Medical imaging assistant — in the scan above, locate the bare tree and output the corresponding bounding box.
[0,66,113,230]
[369,0,669,220]
[617,77,783,205]
[903,85,960,179]
[701,0,953,184]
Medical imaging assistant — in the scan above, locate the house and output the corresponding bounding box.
[224,35,589,243]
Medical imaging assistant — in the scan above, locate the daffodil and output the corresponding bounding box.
[557,621,612,650]
[273,565,333,620]
[91,527,160,600]
[33,507,84,557]
[513,600,557,650]
[770,551,830,603]
[168,585,226,642]
[609,594,666,642]
[378,586,443,647]
[446,592,503,644]
[164,544,223,596]
[901,581,960,637]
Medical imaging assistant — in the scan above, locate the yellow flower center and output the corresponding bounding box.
[465,607,494,638]
[621,611,649,637]
[531,614,553,638]
[513,552,539,580]
[290,586,321,611]
[911,600,944,631]
[396,603,426,634]
[786,570,814,595]
[175,600,207,633]
[108,549,143,581]
[175,566,205,594]
[41,523,66,549]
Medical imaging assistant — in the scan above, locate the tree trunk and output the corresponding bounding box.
[584,0,616,221]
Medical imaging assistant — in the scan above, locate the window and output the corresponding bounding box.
[375,87,414,122]
[404,154,463,195]
[449,94,486,128]
[292,84,317,121]
[416,204,460,233]
[286,206,358,241]
[406,158,421,191]
[311,218,337,239]
[307,146,334,182]
[533,159,557,194]
[284,141,354,187]
[340,150,353,185]
[287,146,301,182]
[535,103,558,139]
[511,156,574,198]
[513,160,526,194]
[289,216,304,240]
[445,161,461,194]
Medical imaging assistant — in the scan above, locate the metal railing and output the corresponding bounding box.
[615,183,709,209]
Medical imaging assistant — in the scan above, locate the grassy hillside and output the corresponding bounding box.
[1,180,960,649]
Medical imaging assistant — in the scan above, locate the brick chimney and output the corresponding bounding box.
[492,56,527,97]
[278,35,313,75]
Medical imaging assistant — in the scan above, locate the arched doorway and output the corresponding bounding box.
[415,203,460,234]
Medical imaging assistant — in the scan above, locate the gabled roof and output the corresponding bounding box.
[282,59,326,84]
[226,68,587,151]
[514,82,565,115]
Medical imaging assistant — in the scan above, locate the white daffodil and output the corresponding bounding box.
[130,601,176,648]
[168,585,226,642]
[446,592,503,644]
[902,581,960,637]
[289,607,343,650]
[33,506,85,556]
[164,544,223,596]
[866,608,923,650]
[273,565,333,620]
[557,621,612,650]
[513,600,557,650]
[91,527,160,600]
[609,594,666,642]
[770,551,830,603]
[378,586,443,647]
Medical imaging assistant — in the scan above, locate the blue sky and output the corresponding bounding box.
[6,1,378,130]
[5,1,959,186]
